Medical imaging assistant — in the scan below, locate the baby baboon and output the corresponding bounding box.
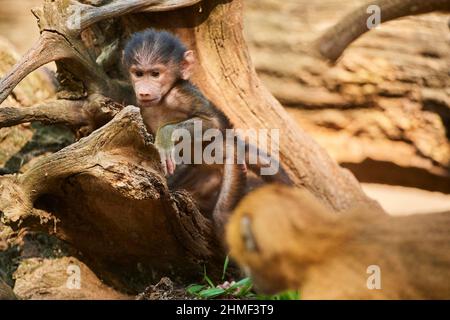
[123,29,247,234]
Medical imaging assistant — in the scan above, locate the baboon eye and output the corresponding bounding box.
[151,70,160,78]
[241,215,258,252]
[134,70,144,77]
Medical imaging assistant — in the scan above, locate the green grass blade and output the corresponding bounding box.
[236,282,254,297]
[222,256,230,281]
[186,284,205,295]
[198,287,226,299]
[226,277,252,292]
[203,265,215,288]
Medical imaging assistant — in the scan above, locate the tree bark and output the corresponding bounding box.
[1,106,224,288]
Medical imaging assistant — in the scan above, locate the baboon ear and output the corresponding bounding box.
[181,50,195,80]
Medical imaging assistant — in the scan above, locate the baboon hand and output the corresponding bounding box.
[155,124,177,176]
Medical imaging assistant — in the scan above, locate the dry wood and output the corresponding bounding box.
[0,106,223,285]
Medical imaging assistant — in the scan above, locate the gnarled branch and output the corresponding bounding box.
[0,106,223,285]
[314,0,450,61]
[0,94,122,136]
[68,0,202,35]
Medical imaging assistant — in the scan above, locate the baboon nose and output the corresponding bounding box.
[139,93,151,98]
